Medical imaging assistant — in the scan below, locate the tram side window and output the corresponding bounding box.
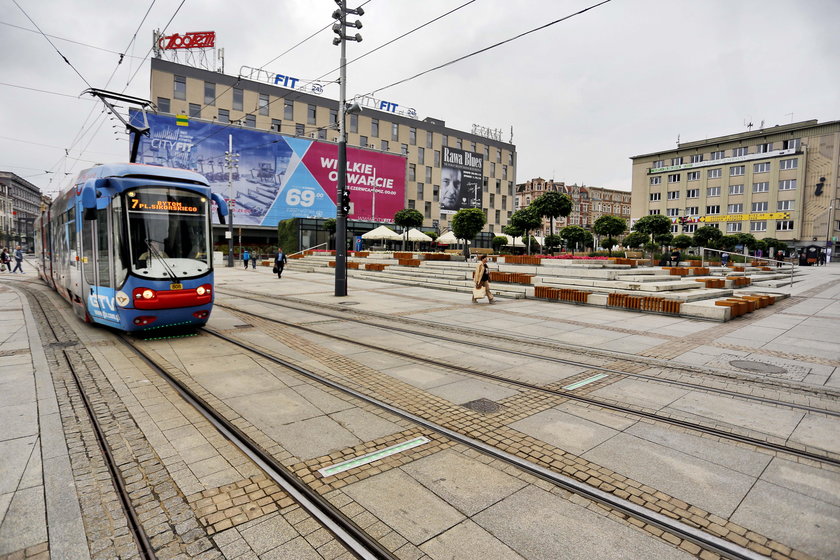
[112,197,127,287]
[66,209,77,267]
[97,208,111,288]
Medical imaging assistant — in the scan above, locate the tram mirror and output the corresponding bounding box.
[81,180,98,220]
[211,192,229,225]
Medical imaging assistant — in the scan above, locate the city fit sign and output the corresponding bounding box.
[648,149,797,174]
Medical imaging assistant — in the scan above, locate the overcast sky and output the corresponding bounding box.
[2,0,838,197]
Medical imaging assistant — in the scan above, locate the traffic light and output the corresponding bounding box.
[340,190,351,214]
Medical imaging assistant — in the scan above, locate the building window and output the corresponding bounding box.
[233,87,243,111]
[371,119,379,137]
[219,109,230,124]
[779,179,797,190]
[753,162,770,173]
[502,166,508,180]
[401,144,408,155]
[751,201,768,212]
[408,164,416,181]
[667,191,679,200]
[710,150,724,160]
[690,154,704,163]
[671,157,683,165]
[750,221,767,232]
[777,200,794,211]
[501,195,507,208]
[408,199,415,209]
[776,220,795,231]
[687,189,699,198]
[708,168,722,179]
[707,186,721,197]
[417,147,425,165]
[416,182,423,199]
[683,224,697,233]
[284,100,294,120]
[670,224,678,232]
[270,118,281,132]
[157,97,170,113]
[245,114,256,128]
[685,206,699,215]
[426,131,433,148]
[307,104,316,125]
[650,176,661,185]
[727,222,742,233]
[729,184,744,195]
[391,123,399,141]
[783,138,800,150]
[349,113,358,133]
[666,208,679,217]
[424,201,431,218]
[706,205,720,214]
[668,173,680,183]
[496,149,502,163]
[652,159,664,168]
[434,150,440,166]
[442,134,448,147]
[650,192,661,201]
[380,139,389,151]
[456,138,462,149]
[730,165,745,176]
[409,127,416,145]
[489,162,496,176]
[753,182,769,193]
[174,75,186,100]
[318,129,326,140]
[757,143,773,153]
[359,135,368,147]
[203,81,216,106]
[649,209,661,215]
[727,203,743,213]
[433,185,439,202]
[295,123,305,135]
[329,108,338,126]
[733,147,748,157]
[495,209,501,223]
[259,93,269,116]
[687,171,700,181]
[189,103,201,118]
[780,159,798,170]
[425,167,432,182]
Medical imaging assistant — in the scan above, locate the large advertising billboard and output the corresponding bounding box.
[129,111,406,226]
[440,146,483,215]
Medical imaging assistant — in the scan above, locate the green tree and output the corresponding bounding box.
[593,215,627,256]
[654,231,673,249]
[733,233,758,252]
[622,231,648,249]
[508,207,543,254]
[394,208,423,251]
[673,234,693,250]
[451,208,487,258]
[693,225,723,249]
[323,218,336,250]
[530,191,573,236]
[544,234,562,253]
[492,235,508,254]
[718,235,739,251]
[559,225,588,255]
[632,215,672,239]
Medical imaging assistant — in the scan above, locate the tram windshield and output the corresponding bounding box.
[125,187,212,279]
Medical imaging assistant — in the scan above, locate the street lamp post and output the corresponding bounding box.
[332,0,363,296]
[225,135,239,267]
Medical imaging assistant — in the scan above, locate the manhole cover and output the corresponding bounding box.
[461,398,502,413]
[729,360,787,374]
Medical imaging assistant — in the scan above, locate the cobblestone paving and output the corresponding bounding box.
[0,542,50,560]
[23,287,220,560]
[224,309,819,560]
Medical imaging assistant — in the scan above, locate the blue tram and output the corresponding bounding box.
[35,163,229,332]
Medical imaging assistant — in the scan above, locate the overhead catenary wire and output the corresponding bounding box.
[0,20,147,59]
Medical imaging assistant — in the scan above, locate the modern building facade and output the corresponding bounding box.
[515,178,631,235]
[0,172,42,251]
[630,119,839,252]
[147,58,517,245]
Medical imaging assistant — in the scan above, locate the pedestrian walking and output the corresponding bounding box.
[720,251,729,267]
[274,247,287,278]
[0,248,9,272]
[251,254,257,269]
[242,249,250,269]
[471,254,495,304]
[12,245,24,273]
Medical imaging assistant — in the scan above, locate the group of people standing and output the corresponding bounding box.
[1,246,24,273]
[241,248,288,279]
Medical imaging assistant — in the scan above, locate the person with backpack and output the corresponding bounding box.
[274,247,288,278]
[12,246,24,273]
[242,249,250,269]
[0,248,9,272]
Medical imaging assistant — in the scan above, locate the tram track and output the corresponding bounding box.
[213,292,840,467]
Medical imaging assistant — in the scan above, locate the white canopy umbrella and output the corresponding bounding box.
[361,225,401,240]
[405,228,432,242]
[499,234,525,247]
[436,231,459,244]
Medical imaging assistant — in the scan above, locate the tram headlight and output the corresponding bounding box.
[142,289,155,300]
[196,286,206,296]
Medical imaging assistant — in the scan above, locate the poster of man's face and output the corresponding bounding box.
[440,146,483,215]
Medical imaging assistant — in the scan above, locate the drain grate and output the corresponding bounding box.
[461,398,502,414]
[729,360,787,374]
